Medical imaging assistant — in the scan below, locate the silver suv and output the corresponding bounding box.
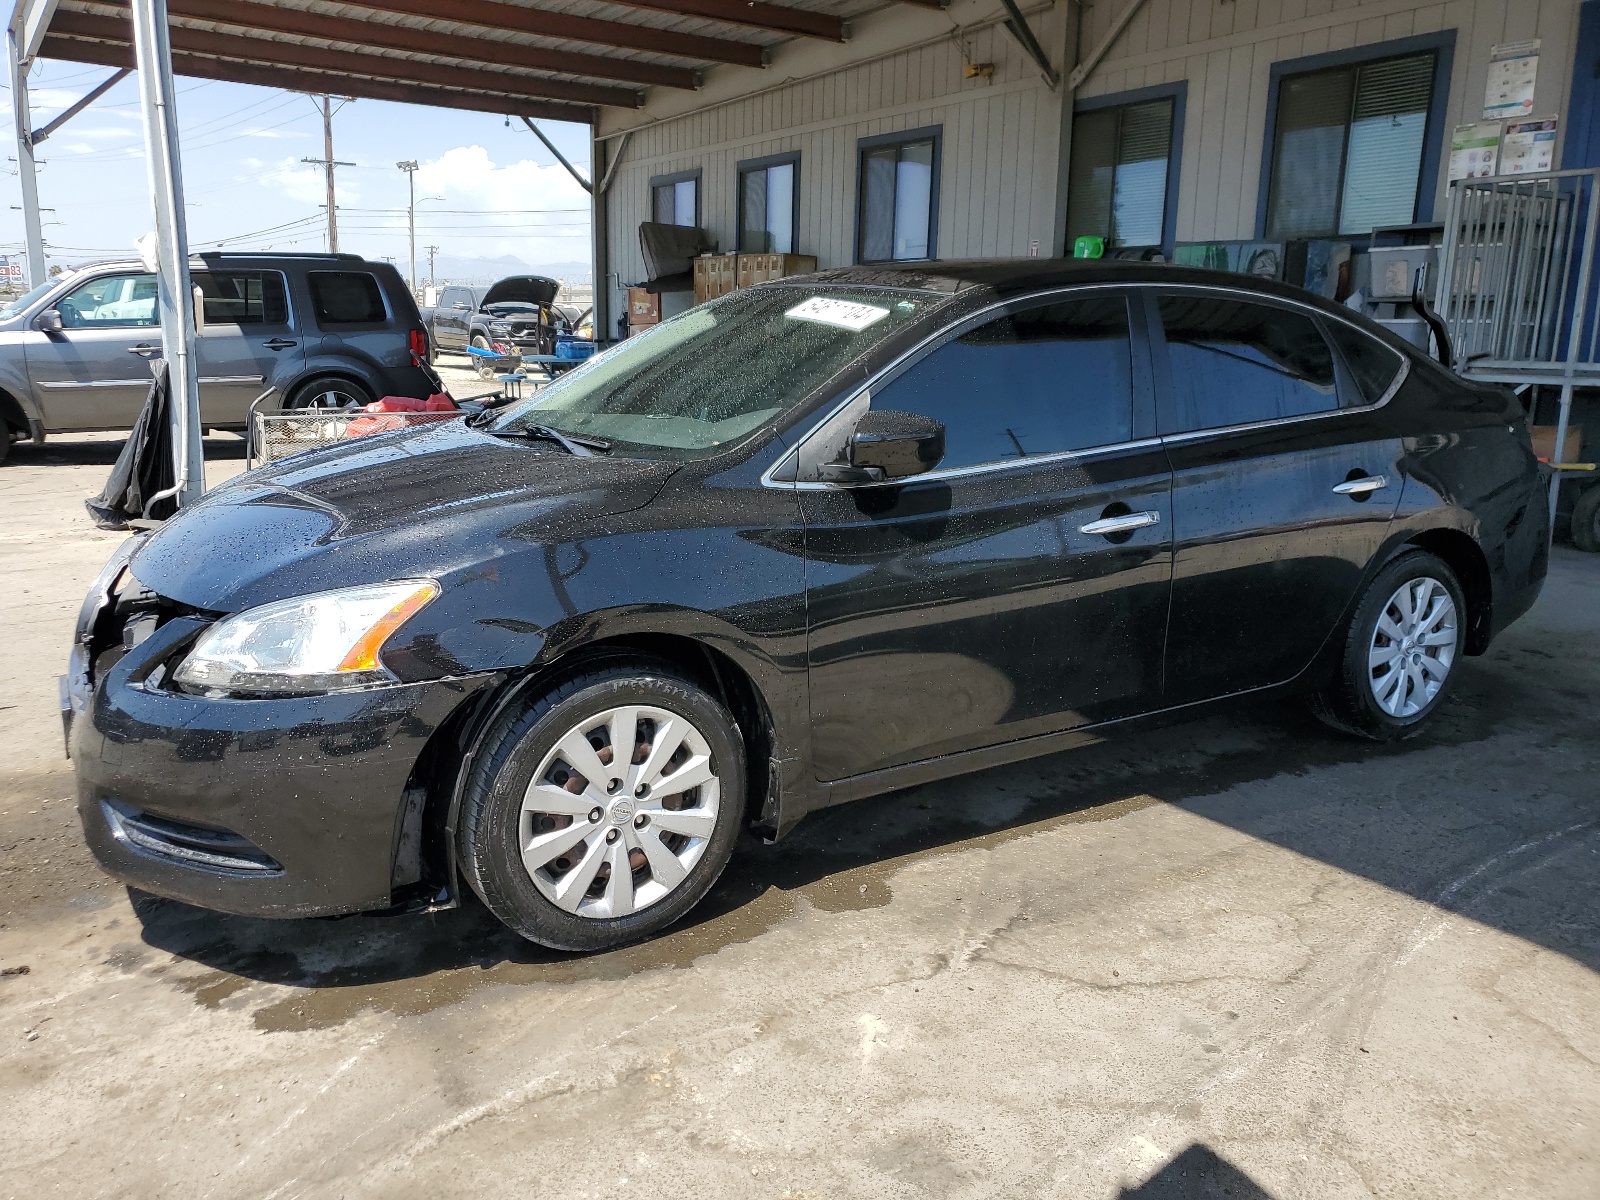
[0,252,434,463]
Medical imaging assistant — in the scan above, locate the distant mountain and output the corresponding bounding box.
[424,252,591,286]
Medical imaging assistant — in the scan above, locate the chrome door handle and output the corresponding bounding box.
[1332,475,1388,496]
[1079,511,1161,536]
[126,344,158,357]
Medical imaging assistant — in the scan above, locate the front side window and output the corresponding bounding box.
[857,130,939,263]
[651,172,700,227]
[1266,51,1437,239]
[739,155,798,253]
[57,273,158,328]
[1067,97,1177,250]
[308,271,386,326]
[867,295,1135,470]
[493,286,946,458]
[1158,295,1338,432]
[192,271,287,326]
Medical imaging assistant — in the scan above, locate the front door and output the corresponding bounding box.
[24,271,160,431]
[799,290,1173,782]
[1149,289,1405,704]
[193,269,303,426]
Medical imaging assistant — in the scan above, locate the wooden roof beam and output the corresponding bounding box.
[50,8,645,107]
[600,0,844,41]
[39,32,598,124]
[95,0,701,90]
[338,0,767,68]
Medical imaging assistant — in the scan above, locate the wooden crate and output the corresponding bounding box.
[626,286,659,325]
[736,253,819,288]
[693,254,738,303]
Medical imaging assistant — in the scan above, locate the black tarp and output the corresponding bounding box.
[85,363,177,530]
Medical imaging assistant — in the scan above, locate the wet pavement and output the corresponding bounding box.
[0,426,1596,1198]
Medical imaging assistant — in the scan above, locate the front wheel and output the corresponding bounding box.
[457,659,746,952]
[1572,485,1600,553]
[1308,550,1465,741]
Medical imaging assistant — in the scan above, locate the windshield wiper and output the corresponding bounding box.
[483,423,611,455]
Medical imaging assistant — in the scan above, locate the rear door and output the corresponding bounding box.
[436,286,471,347]
[798,289,1174,781]
[193,269,302,426]
[1149,287,1408,704]
[24,271,160,431]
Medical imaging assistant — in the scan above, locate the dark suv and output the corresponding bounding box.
[0,252,433,459]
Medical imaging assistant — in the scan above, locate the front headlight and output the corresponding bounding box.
[172,581,438,696]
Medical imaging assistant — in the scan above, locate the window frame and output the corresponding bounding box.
[1255,31,1456,240]
[1069,82,1187,257]
[1140,285,1410,441]
[306,270,389,330]
[768,284,1162,489]
[649,167,703,229]
[853,125,943,265]
[736,151,802,254]
[191,269,290,328]
[57,270,160,329]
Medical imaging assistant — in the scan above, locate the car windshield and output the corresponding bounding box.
[492,285,945,458]
[0,280,57,319]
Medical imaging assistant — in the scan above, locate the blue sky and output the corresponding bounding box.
[0,57,595,279]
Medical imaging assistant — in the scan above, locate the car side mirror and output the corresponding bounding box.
[35,308,62,333]
[819,409,945,483]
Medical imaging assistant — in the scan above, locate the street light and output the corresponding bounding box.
[396,159,419,295]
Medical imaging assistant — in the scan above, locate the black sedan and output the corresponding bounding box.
[64,259,1549,952]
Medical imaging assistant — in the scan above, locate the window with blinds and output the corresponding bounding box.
[1266,52,1436,239]
[1066,97,1176,250]
[856,131,939,263]
[739,156,798,253]
[651,174,699,228]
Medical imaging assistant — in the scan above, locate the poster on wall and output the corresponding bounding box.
[1500,116,1559,174]
[1484,40,1540,121]
[1449,121,1503,180]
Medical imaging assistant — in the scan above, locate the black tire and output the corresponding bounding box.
[1308,550,1466,741]
[286,374,373,411]
[457,658,746,952]
[1573,485,1600,553]
[0,425,12,466]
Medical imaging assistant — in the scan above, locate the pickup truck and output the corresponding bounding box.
[422,276,594,377]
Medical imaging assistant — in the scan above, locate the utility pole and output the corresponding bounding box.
[425,244,439,287]
[301,95,353,252]
[396,159,418,293]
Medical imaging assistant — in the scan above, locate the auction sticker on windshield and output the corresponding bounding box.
[785,296,891,331]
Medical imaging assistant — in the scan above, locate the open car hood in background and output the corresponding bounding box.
[481,276,560,307]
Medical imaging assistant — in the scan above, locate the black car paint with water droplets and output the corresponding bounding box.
[64,259,1548,923]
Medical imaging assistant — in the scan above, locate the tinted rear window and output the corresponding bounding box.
[193,271,287,325]
[309,272,386,325]
[1158,295,1338,432]
[1324,318,1405,405]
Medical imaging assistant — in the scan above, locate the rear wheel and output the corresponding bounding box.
[286,374,372,411]
[1309,550,1465,741]
[1572,485,1600,553]
[457,659,745,952]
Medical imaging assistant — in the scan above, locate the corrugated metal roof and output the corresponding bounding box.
[33,0,905,123]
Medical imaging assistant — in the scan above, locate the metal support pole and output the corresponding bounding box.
[590,128,609,344]
[131,0,203,508]
[8,31,46,287]
[396,159,418,294]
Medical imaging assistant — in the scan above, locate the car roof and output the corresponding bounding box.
[803,257,1348,312]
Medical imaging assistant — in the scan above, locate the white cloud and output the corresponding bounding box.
[406,145,591,260]
[263,155,360,206]
[240,128,310,139]
[416,144,589,215]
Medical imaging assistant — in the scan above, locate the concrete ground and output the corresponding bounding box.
[0,396,1596,1198]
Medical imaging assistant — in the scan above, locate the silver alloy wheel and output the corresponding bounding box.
[519,704,720,919]
[1368,575,1458,718]
[294,386,365,410]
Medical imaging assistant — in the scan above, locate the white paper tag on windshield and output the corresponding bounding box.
[785,297,890,331]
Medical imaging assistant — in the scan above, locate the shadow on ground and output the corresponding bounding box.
[6,434,246,467]
[125,597,1599,1030]
[1119,1144,1277,1198]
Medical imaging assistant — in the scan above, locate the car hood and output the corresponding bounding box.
[481,275,559,307]
[130,419,677,613]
